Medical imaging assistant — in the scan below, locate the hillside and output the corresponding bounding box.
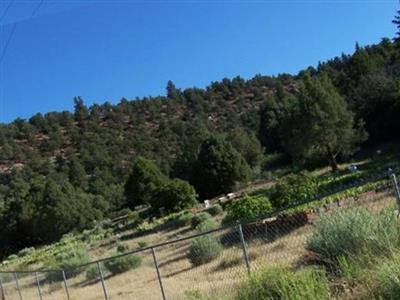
[0,37,399,256]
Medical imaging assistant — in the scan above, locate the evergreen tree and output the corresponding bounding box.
[193,136,250,199]
[228,128,264,168]
[259,83,294,152]
[124,157,167,209]
[73,97,89,126]
[393,9,400,42]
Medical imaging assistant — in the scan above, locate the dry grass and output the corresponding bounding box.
[1,192,396,300]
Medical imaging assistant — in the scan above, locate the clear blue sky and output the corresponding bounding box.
[0,0,398,123]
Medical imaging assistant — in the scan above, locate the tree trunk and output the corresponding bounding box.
[326,146,338,172]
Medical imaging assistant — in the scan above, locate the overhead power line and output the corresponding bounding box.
[0,0,15,23]
[0,0,44,63]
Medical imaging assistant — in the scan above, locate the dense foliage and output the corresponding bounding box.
[0,24,399,256]
[270,172,318,208]
[188,236,223,266]
[152,178,198,213]
[192,135,250,199]
[223,195,273,224]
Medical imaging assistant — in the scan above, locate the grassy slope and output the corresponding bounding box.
[1,144,399,299]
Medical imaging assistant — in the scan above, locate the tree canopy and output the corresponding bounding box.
[281,75,367,171]
[192,136,250,199]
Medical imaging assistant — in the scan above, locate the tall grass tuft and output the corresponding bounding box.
[376,252,400,299]
[306,207,400,262]
[236,267,331,300]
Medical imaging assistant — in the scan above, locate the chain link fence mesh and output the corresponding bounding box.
[1,170,399,299]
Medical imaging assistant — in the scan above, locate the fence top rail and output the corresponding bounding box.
[0,166,397,274]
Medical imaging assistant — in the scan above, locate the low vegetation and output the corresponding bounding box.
[191,212,213,229]
[307,207,400,262]
[103,253,142,275]
[236,267,331,300]
[223,195,273,224]
[188,236,223,266]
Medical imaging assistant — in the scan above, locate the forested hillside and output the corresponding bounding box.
[0,27,399,256]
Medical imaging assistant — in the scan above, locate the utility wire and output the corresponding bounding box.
[0,0,44,64]
[0,22,17,63]
[0,0,15,23]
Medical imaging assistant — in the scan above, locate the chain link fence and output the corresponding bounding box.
[1,170,399,300]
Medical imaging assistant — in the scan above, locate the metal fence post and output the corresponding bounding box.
[13,272,23,300]
[237,222,251,275]
[61,270,70,300]
[151,247,166,300]
[0,274,5,300]
[97,262,109,300]
[390,172,400,213]
[35,272,43,300]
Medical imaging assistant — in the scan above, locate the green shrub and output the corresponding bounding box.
[207,204,223,216]
[270,172,318,209]
[191,212,212,229]
[236,267,331,300]
[188,236,223,266]
[223,195,273,224]
[197,218,218,232]
[306,208,400,261]
[46,245,90,282]
[85,265,99,281]
[104,253,142,275]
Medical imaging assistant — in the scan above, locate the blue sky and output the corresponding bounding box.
[0,0,398,123]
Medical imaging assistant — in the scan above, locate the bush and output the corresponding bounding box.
[306,208,400,262]
[223,195,273,224]
[104,253,142,275]
[188,236,223,266]
[270,172,318,209]
[236,267,331,300]
[191,212,212,229]
[175,211,194,227]
[46,245,90,282]
[206,204,223,216]
[85,265,99,281]
[197,218,218,232]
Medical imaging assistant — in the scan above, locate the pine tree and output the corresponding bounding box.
[393,9,400,41]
